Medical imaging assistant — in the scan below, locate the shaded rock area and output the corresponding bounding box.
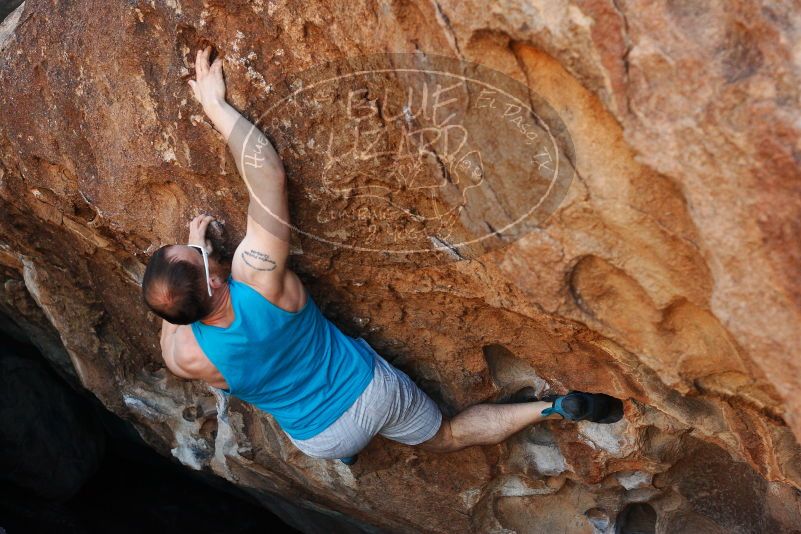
[0,334,105,501]
[0,331,298,533]
[0,1,23,23]
[0,0,800,532]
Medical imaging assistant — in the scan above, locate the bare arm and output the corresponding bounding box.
[189,47,292,297]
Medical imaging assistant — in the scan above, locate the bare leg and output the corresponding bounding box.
[418,401,557,453]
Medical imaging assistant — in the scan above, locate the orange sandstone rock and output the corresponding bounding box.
[0,0,800,531]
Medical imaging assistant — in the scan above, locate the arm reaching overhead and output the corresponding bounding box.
[189,47,301,304]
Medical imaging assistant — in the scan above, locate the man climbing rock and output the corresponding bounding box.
[141,47,620,463]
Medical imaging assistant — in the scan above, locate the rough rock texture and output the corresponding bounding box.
[1,1,801,532]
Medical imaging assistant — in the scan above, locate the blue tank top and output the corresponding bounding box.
[190,274,375,440]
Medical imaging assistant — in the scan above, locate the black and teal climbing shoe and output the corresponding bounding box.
[542,391,623,424]
[339,455,358,465]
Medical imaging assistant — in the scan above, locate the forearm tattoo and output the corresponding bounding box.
[241,249,277,271]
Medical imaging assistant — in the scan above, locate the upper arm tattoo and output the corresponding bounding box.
[241,248,278,271]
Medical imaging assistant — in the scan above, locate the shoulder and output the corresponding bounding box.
[231,270,308,313]
[170,325,205,377]
[229,272,281,302]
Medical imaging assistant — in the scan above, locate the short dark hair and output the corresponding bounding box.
[141,245,213,325]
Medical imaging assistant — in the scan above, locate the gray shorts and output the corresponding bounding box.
[287,338,443,459]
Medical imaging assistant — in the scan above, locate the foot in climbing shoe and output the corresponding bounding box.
[339,455,358,465]
[541,392,623,424]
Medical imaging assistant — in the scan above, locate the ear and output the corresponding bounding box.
[209,273,226,289]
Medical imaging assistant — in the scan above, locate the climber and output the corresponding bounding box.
[141,46,621,464]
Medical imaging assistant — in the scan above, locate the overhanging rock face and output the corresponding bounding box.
[1,1,801,532]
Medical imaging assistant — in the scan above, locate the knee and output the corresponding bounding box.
[416,418,461,453]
